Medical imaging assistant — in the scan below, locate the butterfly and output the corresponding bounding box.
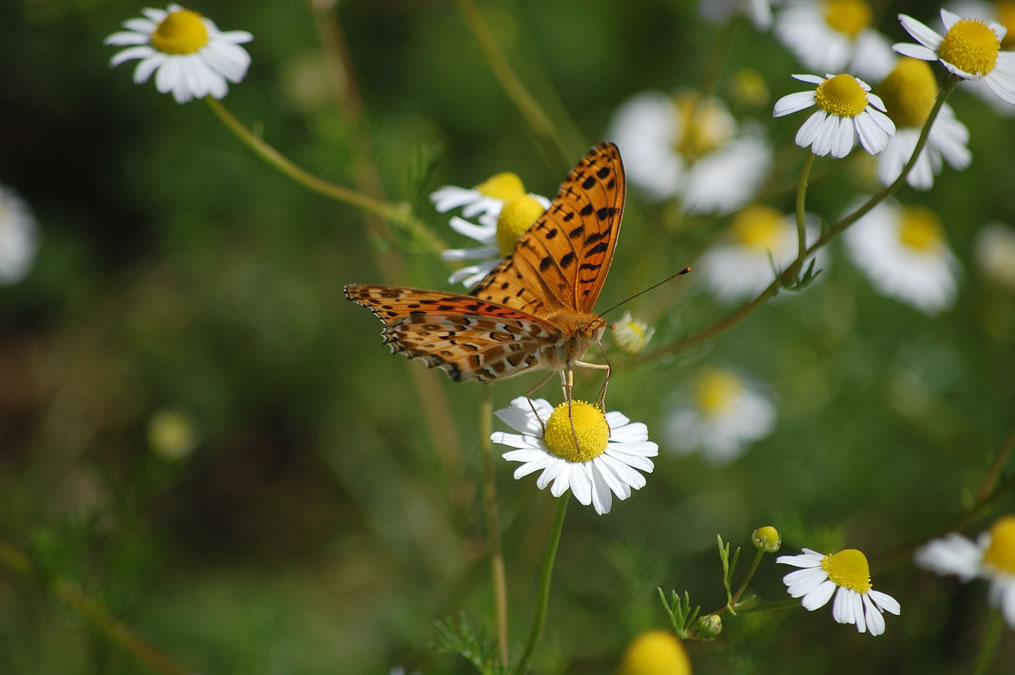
[345,142,625,409]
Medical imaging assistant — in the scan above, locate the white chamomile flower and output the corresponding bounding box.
[844,201,960,314]
[773,73,896,157]
[697,205,826,302]
[895,8,1015,105]
[700,0,773,30]
[664,367,775,463]
[105,4,253,104]
[609,91,772,213]
[774,0,896,81]
[492,397,658,515]
[975,223,1015,291]
[439,192,550,288]
[876,58,971,190]
[945,1,1015,114]
[431,171,534,219]
[611,312,655,355]
[778,547,901,636]
[0,184,38,285]
[916,515,1015,628]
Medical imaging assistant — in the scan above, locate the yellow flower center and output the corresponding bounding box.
[823,0,873,39]
[998,1,1015,49]
[474,172,525,201]
[878,58,938,129]
[151,9,210,55]
[821,549,873,594]
[897,206,945,252]
[618,630,692,675]
[982,516,1015,574]
[496,195,545,256]
[731,205,784,251]
[695,369,743,417]
[939,19,1000,76]
[673,93,734,161]
[815,74,870,118]
[543,400,609,462]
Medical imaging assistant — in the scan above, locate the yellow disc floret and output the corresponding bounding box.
[731,205,783,251]
[878,58,938,129]
[496,195,545,255]
[673,93,734,161]
[474,172,525,201]
[982,515,1015,574]
[897,206,945,252]
[821,549,873,594]
[152,9,210,55]
[618,630,692,675]
[695,368,743,418]
[939,19,1001,76]
[815,74,870,118]
[823,0,873,39]
[544,400,609,462]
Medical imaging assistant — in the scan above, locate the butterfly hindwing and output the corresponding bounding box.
[471,142,626,315]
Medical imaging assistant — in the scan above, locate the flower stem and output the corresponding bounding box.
[453,0,572,170]
[515,493,569,674]
[975,424,1015,505]
[0,542,191,675]
[973,610,1004,675]
[729,548,765,609]
[204,98,445,253]
[480,386,509,666]
[790,151,816,276]
[636,76,958,364]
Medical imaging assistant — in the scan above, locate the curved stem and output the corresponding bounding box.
[791,151,816,276]
[729,549,765,609]
[454,0,571,169]
[479,386,509,665]
[973,610,1004,675]
[636,76,958,365]
[976,424,1015,504]
[0,542,191,675]
[515,493,569,674]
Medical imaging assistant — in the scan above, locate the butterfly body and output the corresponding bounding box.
[345,142,625,393]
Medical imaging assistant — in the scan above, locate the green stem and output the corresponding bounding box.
[790,151,816,276]
[515,493,569,674]
[698,17,737,102]
[635,76,958,365]
[976,425,1015,505]
[973,610,1004,675]
[454,0,571,170]
[480,387,509,666]
[729,549,765,609]
[0,542,191,675]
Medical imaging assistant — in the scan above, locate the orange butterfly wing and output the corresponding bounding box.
[343,285,559,383]
[470,142,626,316]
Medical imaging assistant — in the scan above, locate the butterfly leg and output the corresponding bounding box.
[574,355,612,436]
[524,370,557,434]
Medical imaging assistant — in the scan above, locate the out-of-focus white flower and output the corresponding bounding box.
[609,91,771,213]
[876,58,971,190]
[700,0,773,30]
[844,201,960,314]
[106,4,252,103]
[773,73,895,157]
[775,0,896,81]
[611,312,656,354]
[0,184,38,285]
[975,223,1015,291]
[665,367,776,463]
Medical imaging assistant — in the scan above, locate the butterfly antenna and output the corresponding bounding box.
[598,267,691,317]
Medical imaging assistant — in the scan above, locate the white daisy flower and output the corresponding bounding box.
[608,91,772,213]
[944,1,1015,115]
[773,73,896,157]
[439,192,550,288]
[664,367,776,463]
[0,184,38,285]
[492,397,658,515]
[611,312,656,355]
[915,515,1015,628]
[774,0,896,81]
[778,547,901,635]
[975,223,1015,291]
[430,171,533,219]
[895,8,1015,105]
[106,4,253,104]
[876,58,971,190]
[844,201,960,314]
[697,205,826,302]
[700,0,773,30]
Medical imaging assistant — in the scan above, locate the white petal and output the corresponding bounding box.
[792,73,825,85]
[589,465,612,514]
[869,589,901,615]
[940,9,962,31]
[605,447,655,472]
[569,463,593,505]
[893,43,938,61]
[915,534,983,580]
[898,14,943,50]
[777,552,824,568]
[604,410,631,429]
[111,45,156,67]
[132,54,166,84]
[773,91,816,117]
[795,110,827,150]
[105,31,151,46]
[832,114,855,158]
[852,590,867,633]
[493,432,541,449]
[801,580,837,610]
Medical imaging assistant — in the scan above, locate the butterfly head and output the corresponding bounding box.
[579,315,608,342]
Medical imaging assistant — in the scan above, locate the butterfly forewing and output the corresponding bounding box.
[344,285,559,383]
[471,142,625,315]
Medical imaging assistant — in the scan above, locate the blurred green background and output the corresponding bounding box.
[1,0,1013,673]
